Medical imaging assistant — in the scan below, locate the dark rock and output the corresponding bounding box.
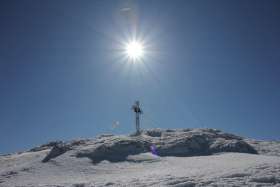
[77,137,150,163]
[29,141,63,152]
[144,129,162,137]
[42,143,72,163]
[156,134,210,156]
[210,139,257,154]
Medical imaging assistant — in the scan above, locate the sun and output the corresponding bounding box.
[125,41,144,61]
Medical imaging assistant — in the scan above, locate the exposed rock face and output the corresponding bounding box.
[29,141,63,152]
[210,138,257,154]
[42,128,257,163]
[76,138,151,163]
[42,143,72,163]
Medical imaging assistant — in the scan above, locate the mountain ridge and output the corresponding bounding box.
[1,128,280,187]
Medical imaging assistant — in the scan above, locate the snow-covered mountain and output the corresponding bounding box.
[0,128,279,187]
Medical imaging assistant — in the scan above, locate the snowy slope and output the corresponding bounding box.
[0,129,279,187]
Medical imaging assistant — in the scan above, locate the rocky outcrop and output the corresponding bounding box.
[76,137,151,163]
[29,141,63,152]
[42,143,72,163]
[42,128,257,163]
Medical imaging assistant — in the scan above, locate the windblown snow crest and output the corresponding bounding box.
[41,128,257,163]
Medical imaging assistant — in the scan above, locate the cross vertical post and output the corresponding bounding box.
[132,101,142,134]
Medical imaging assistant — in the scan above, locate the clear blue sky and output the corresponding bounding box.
[1,0,280,154]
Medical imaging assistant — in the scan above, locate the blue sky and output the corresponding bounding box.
[0,0,280,154]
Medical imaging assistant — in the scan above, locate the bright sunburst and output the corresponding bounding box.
[125,40,144,61]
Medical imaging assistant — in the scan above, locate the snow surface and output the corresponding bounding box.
[0,129,279,187]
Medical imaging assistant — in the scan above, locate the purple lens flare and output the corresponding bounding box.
[150,144,158,156]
